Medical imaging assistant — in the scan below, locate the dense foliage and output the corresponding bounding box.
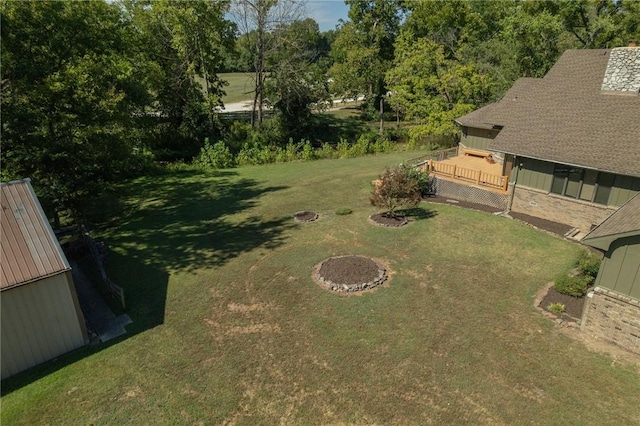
[370,165,424,217]
[2,0,638,223]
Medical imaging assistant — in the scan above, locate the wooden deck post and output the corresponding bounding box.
[476,171,481,185]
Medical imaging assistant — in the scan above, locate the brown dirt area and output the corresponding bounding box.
[369,212,408,227]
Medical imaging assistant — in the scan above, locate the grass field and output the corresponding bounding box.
[219,72,255,104]
[2,152,639,424]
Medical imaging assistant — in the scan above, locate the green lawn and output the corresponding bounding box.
[219,72,255,104]
[2,152,639,424]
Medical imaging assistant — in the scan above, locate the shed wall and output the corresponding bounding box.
[1,272,88,379]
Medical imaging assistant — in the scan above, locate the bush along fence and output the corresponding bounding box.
[195,133,395,169]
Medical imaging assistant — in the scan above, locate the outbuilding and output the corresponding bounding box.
[1,179,88,379]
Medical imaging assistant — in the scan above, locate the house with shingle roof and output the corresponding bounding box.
[580,192,640,354]
[1,179,88,379]
[455,47,640,235]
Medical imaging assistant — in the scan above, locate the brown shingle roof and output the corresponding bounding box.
[582,192,640,248]
[1,179,70,290]
[457,49,640,177]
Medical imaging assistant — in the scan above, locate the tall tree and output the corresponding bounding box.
[500,3,565,78]
[385,31,493,141]
[126,0,235,160]
[230,0,304,128]
[1,0,149,223]
[265,18,332,139]
[329,0,403,114]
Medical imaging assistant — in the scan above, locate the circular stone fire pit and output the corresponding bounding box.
[369,212,408,227]
[293,210,319,222]
[314,255,388,292]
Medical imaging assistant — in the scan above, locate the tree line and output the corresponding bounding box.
[2,0,638,223]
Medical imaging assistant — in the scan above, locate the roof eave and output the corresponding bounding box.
[582,230,640,251]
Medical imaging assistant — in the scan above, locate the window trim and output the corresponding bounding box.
[550,164,612,205]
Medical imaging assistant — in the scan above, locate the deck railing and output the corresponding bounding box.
[420,159,509,192]
[405,147,459,168]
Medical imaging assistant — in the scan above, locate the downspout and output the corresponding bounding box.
[506,156,520,214]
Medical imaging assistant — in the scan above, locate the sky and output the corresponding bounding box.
[305,0,350,32]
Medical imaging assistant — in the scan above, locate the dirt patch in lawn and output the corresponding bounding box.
[534,283,640,372]
[293,211,319,222]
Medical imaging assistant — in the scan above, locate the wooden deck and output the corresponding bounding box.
[419,155,509,194]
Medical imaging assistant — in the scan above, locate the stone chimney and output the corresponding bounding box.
[601,46,640,93]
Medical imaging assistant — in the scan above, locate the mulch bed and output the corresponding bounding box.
[293,210,319,223]
[539,286,586,321]
[314,255,387,292]
[369,212,408,227]
[508,211,573,237]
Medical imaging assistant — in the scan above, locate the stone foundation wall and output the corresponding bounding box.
[511,186,616,233]
[433,177,508,210]
[581,287,640,355]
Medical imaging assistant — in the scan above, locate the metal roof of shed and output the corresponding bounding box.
[1,179,70,290]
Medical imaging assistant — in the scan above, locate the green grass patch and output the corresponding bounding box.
[219,72,255,104]
[2,152,639,424]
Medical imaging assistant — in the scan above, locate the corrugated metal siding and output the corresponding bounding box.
[1,273,88,378]
[1,180,69,289]
[595,236,640,300]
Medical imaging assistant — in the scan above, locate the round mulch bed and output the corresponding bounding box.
[369,212,408,227]
[293,210,319,222]
[314,255,387,292]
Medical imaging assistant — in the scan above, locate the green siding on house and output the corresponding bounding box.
[610,175,640,207]
[513,158,554,191]
[461,127,498,151]
[595,236,640,300]
[511,157,639,207]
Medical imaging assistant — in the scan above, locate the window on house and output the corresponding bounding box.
[550,165,613,205]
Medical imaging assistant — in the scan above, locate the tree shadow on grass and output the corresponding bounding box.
[100,169,294,331]
[399,207,438,221]
[307,112,367,144]
[104,170,292,272]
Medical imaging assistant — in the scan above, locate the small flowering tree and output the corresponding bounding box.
[370,165,423,217]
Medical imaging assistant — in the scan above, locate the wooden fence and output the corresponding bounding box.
[81,228,126,309]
